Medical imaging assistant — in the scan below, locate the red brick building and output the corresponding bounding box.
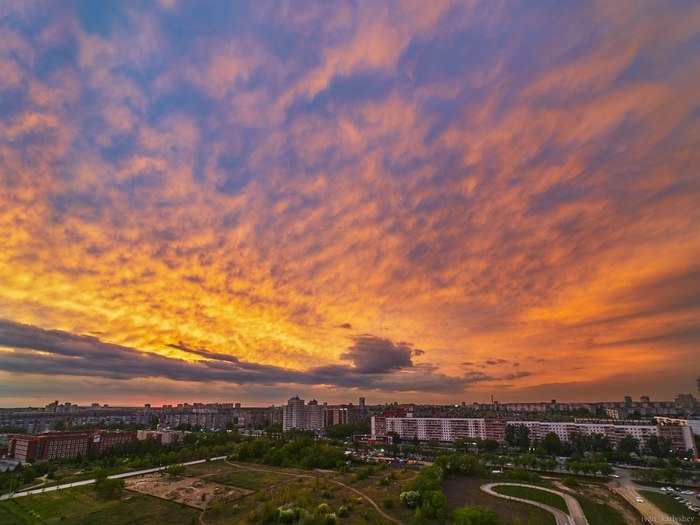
[9,430,136,461]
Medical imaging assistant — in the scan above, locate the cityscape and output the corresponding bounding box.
[2,393,700,463]
[2,0,700,524]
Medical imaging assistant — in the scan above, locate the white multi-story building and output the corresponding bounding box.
[514,420,659,450]
[371,416,505,443]
[371,416,698,456]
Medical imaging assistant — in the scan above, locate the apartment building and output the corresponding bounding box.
[372,416,500,442]
[283,396,306,431]
[136,429,184,445]
[371,416,698,456]
[8,430,136,461]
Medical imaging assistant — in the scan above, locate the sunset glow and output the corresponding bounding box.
[1,1,699,406]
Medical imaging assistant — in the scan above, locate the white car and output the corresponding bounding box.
[636,497,644,503]
[660,487,667,491]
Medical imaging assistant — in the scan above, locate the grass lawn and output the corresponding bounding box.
[575,494,628,525]
[184,460,296,490]
[337,466,419,524]
[444,477,556,525]
[207,469,292,490]
[492,485,568,514]
[203,475,386,525]
[638,491,698,523]
[0,486,198,524]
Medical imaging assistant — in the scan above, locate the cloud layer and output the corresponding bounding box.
[0,1,699,405]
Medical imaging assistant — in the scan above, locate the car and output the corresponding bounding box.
[661,487,667,491]
[609,474,620,478]
[636,497,644,503]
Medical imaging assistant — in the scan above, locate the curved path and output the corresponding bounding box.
[481,482,589,525]
[224,459,403,525]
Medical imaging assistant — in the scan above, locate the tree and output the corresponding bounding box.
[618,434,640,455]
[453,505,501,525]
[646,436,672,458]
[598,463,614,476]
[325,420,370,440]
[541,432,562,456]
[417,490,447,519]
[435,454,487,477]
[481,439,500,452]
[94,478,125,499]
[165,464,186,477]
[505,424,531,449]
[93,467,108,484]
[400,491,420,508]
[21,466,37,484]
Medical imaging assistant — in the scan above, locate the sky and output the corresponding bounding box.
[1,1,699,408]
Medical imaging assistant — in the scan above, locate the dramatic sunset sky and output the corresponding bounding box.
[1,1,699,407]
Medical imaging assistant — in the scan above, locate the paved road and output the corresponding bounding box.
[482,482,589,525]
[0,455,228,501]
[610,467,672,523]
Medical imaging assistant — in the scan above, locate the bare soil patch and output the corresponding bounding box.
[125,473,254,510]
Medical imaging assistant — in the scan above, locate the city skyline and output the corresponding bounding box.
[3,391,699,410]
[1,2,700,406]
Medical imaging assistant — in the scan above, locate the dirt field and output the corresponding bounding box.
[125,473,254,510]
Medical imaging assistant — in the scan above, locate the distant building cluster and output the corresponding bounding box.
[0,401,285,434]
[371,414,698,457]
[469,394,699,418]
[282,396,367,431]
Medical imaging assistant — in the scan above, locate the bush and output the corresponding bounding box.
[94,478,125,499]
[563,476,579,487]
[400,490,420,508]
[165,464,186,477]
[503,467,540,483]
[453,505,500,525]
[417,490,447,519]
[337,505,350,518]
[382,498,394,509]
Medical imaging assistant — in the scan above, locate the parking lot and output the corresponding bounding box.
[660,487,700,516]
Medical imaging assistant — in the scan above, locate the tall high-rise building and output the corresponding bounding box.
[359,397,366,408]
[307,400,324,431]
[283,396,305,431]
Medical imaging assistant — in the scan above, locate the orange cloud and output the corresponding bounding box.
[0,1,698,405]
